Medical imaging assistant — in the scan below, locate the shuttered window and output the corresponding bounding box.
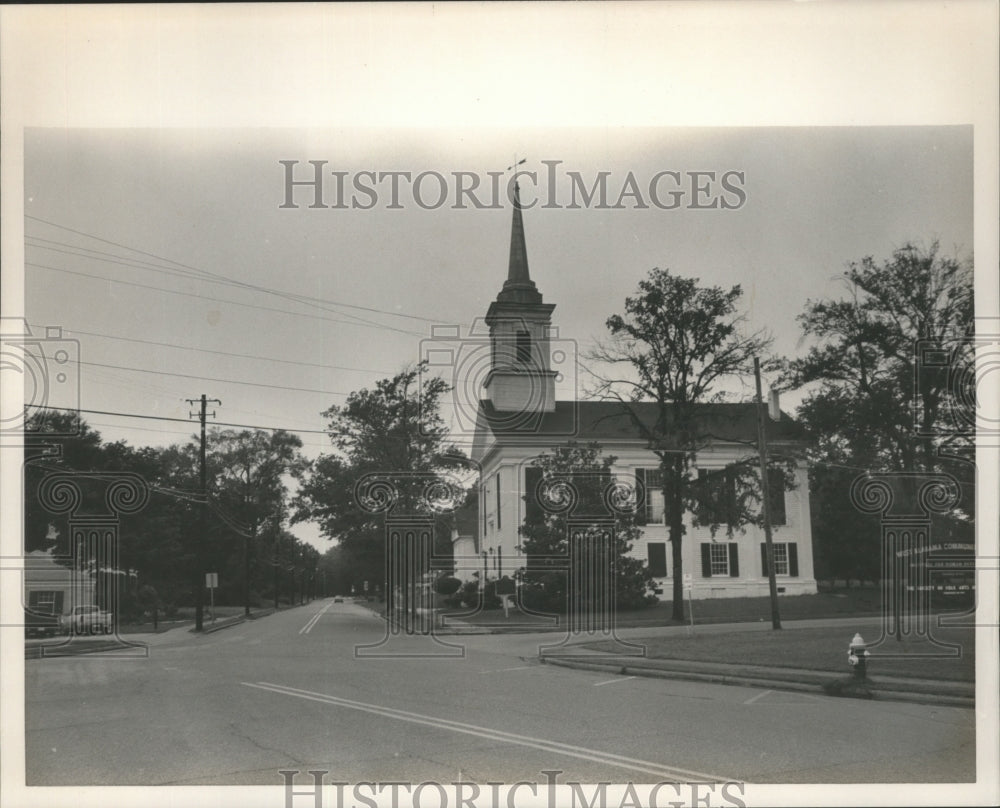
[516,331,531,364]
[647,543,667,577]
[761,542,799,577]
[701,543,740,577]
[635,467,665,525]
[524,466,543,523]
[767,467,786,526]
[697,466,738,525]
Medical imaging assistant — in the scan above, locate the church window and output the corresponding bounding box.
[516,330,531,364]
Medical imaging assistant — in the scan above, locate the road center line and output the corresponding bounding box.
[242,680,731,782]
[593,676,637,687]
[479,665,533,674]
[743,689,773,705]
[299,602,334,635]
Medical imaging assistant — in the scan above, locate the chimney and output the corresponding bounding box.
[768,389,781,421]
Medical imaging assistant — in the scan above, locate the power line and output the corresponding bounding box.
[24,237,426,337]
[27,262,426,338]
[25,216,443,324]
[26,404,334,435]
[72,357,350,397]
[27,322,392,376]
[25,234,432,339]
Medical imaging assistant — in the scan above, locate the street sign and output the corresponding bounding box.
[205,572,218,623]
[684,573,694,634]
[495,576,515,596]
[363,580,369,592]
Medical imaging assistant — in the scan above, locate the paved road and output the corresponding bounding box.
[25,599,975,786]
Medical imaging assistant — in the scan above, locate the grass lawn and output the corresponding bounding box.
[118,603,295,633]
[438,587,893,628]
[585,624,975,682]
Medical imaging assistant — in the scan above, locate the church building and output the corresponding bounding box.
[460,185,817,600]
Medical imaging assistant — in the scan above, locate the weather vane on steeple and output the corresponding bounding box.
[507,156,527,185]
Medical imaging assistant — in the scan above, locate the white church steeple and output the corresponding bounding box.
[483,182,558,414]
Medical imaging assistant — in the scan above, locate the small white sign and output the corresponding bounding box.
[205,572,218,588]
[683,573,692,591]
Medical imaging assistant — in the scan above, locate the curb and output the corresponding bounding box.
[198,606,284,633]
[199,615,247,634]
[538,656,974,708]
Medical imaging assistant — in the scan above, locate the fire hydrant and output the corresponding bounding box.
[848,632,870,681]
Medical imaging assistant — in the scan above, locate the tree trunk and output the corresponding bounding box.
[666,455,686,622]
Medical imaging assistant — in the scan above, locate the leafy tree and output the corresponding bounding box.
[518,442,656,613]
[207,429,308,610]
[590,268,782,620]
[787,242,974,582]
[22,412,202,615]
[294,363,466,585]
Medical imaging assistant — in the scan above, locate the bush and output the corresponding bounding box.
[434,576,462,596]
[460,579,502,609]
[442,593,465,608]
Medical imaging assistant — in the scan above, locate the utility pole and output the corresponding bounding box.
[187,394,220,632]
[754,358,782,630]
[273,532,280,610]
[244,521,254,618]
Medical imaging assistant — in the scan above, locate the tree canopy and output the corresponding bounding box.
[294,363,467,590]
[785,241,974,582]
[591,268,783,620]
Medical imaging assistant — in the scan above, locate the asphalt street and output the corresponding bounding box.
[24,598,976,786]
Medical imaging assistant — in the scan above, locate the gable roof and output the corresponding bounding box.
[476,400,805,444]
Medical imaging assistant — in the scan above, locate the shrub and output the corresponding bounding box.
[434,575,462,596]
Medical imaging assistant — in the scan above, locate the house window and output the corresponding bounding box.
[767,467,786,526]
[647,542,667,578]
[516,330,531,364]
[524,466,543,523]
[710,543,730,576]
[761,542,799,577]
[635,468,665,525]
[34,591,57,615]
[772,543,788,575]
[701,542,740,578]
[495,470,501,530]
[697,466,738,526]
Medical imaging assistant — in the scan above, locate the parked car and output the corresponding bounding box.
[24,608,61,638]
[60,604,114,635]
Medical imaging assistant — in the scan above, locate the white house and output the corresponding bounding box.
[462,184,817,599]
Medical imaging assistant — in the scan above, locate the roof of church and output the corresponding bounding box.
[477,399,805,443]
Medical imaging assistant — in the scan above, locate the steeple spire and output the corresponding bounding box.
[498,181,542,304]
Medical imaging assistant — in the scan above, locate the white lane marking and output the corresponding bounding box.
[743,689,773,705]
[242,680,730,782]
[479,666,533,674]
[299,602,334,634]
[593,675,637,687]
